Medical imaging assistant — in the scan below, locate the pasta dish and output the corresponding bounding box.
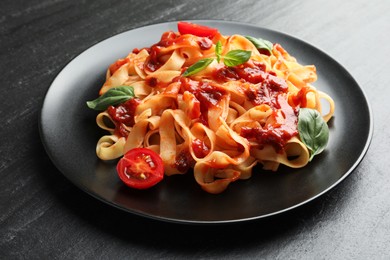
[87,22,335,194]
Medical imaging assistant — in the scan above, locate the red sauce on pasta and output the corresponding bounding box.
[214,60,298,152]
[158,31,179,47]
[235,61,268,83]
[144,31,212,73]
[144,32,176,72]
[197,38,213,50]
[290,86,312,107]
[174,139,210,175]
[244,74,288,108]
[179,77,228,125]
[175,149,194,172]
[214,60,267,83]
[108,98,141,137]
[241,95,298,152]
[215,61,288,108]
[192,139,210,158]
[145,77,158,87]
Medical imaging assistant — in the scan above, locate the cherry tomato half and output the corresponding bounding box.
[116,148,164,189]
[177,21,219,38]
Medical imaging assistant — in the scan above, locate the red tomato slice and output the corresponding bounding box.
[177,21,218,38]
[116,148,164,189]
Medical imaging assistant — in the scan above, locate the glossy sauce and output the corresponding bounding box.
[192,138,210,158]
[197,37,213,50]
[145,77,158,87]
[214,60,267,84]
[290,86,311,107]
[142,31,213,73]
[213,60,298,152]
[174,149,194,173]
[174,139,210,172]
[179,77,227,125]
[241,95,298,152]
[244,73,288,109]
[108,98,141,137]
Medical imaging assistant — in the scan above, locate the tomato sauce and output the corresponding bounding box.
[290,86,312,107]
[244,74,288,109]
[108,98,141,137]
[214,60,267,83]
[206,61,296,152]
[197,37,213,50]
[241,95,298,152]
[145,77,158,87]
[174,149,195,172]
[142,31,213,73]
[179,77,227,126]
[144,46,162,72]
[192,138,210,158]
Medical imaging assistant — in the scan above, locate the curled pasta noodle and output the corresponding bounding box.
[251,136,310,170]
[96,111,116,133]
[318,91,335,122]
[91,23,335,194]
[96,135,126,160]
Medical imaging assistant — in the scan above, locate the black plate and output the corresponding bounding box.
[39,20,372,224]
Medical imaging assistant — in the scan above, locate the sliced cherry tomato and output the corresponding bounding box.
[177,21,218,38]
[116,148,164,189]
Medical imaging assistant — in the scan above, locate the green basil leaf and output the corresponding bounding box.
[86,86,135,110]
[298,108,329,161]
[223,50,251,67]
[245,36,273,54]
[215,41,222,63]
[182,58,214,77]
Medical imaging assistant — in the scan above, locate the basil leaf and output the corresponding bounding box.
[86,86,135,110]
[223,50,251,67]
[245,36,273,54]
[215,41,222,63]
[298,108,329,161]
[182,58,214,77]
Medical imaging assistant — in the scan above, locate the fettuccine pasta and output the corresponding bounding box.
[89,22,335,194]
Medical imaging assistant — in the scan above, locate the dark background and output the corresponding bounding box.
[1,0,389,258]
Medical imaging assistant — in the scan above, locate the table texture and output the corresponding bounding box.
[1,0,389,259]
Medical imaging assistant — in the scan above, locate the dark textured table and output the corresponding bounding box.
[1,0,389,258]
